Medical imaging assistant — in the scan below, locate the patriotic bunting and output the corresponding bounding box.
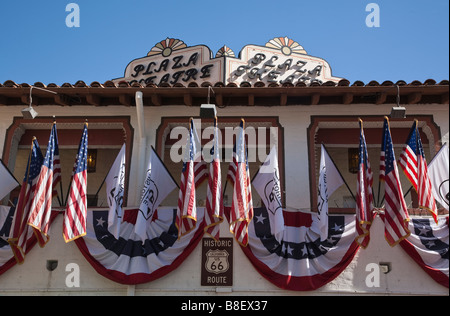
[239,206,359,291]
[74,207,205,285]
[400,216,449,288]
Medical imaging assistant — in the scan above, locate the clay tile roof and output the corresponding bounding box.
[74,80,88,87]
[103,80,116,87]
[337,79,350,86]
[34,82,46,88]
[424,79,436,85]
[381,80,394,86]
[200,82,212,87]
[352,80,365,86]
[3,80,18,87]
[90,81,104,88]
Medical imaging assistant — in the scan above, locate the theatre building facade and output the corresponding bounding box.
[0,38,448,295]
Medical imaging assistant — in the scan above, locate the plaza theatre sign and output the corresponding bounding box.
[113,37,342,86]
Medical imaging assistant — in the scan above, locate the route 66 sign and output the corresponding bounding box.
[205,249,229,274]
[201,238,233,286]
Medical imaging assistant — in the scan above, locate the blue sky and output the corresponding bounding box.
[0,0,448,85]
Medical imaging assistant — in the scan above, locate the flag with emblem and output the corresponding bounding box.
[427,143,449,211]
[0,160,19,201]
[28,122,60,243]
[355,119,375,248]
[252,145,284,243]
[380,117,410,246]
[227,119,253,246]
[105,143,126,239]
[177,119,204,238]
[63,122,88,243]
[312,144,345,242]
[399,120,438,223]
[135,146,177,242]
[8,137,44,262]
[205,117,224,241]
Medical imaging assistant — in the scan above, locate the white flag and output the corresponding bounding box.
[428,143,449,211]
[0,205,12,240]
[105,144,126,239]
[135,147,177,242]
[252,146,284,242]
[0,160,19,201]
[313,144,345,241]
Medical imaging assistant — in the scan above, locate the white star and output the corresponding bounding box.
[286,245,293,256]
[425,241,436,248]
[301,245,308,257]
[255,213,266,224]
[333,223,343,232]
[96,217,106,227]
[418,225,429,236]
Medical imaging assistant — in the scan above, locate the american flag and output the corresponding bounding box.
[176,119,205,237]
[417,128,438,223]
[28,122,60,243]
[8,138,44,263]
[355,119,374,248]
[205,117,224,241]
[63,123,88,243]
[399,120,438,223]
[227,119,253,246]
[399,120,419,189]
[380,117,410,246]
[52,123,61,199]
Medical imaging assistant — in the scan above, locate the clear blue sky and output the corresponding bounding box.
[0,0,448,85]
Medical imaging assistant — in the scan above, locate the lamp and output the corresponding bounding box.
[87,149,97,173]
[200,103,217,118]
[390,85,406,118]
[46,259,58,271]
[348,148,359,174]
[390,106,406,118]
[22,87,38,119]
[200,86,217,118]
[21,86,57,119]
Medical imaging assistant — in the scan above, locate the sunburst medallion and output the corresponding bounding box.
[265,37,307,56]
[148,38,187,57]
[216,45,235,58]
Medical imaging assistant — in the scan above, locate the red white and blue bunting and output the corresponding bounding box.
[240,207,360,291]
[74,207,204,285]
[1,205,448,290]
[400,216,449,288]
